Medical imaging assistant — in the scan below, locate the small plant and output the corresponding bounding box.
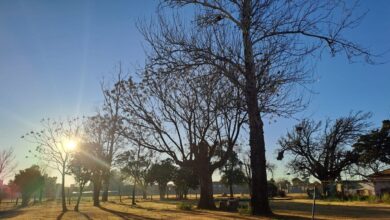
[277,190,286,197]
[347,195,368,202]
[367,195,379,203]
[177,202,193,211]
[237,204,251,215]
[382,193,390,204]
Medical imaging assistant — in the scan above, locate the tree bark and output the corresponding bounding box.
[132,183,136,205]
[21,194,30,207]
[74,185,84,211]
[39,187,43,203]
[101,170,110,202]
[102,174,110,202]
[61,171,68,212]
[158,184,166,200]
[119,185,122,202]
[229,183,234,198]
[197,169,215,209]
[93,178,101,207]
[242,0,271,215]
[142,188,147,199]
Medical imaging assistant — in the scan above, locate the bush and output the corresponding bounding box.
[382,193,390,204]
[277,190,286,197]
[367,195,379,203]
[237,204,251,215]
[347,195,368,201]
[177,202,193,211]
[268,182,277,197]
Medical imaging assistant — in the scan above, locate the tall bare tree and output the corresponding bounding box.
[22,118,83,212]
[116,70,245,209]
[100,66,126,202]
[83,115,110,207]
[140,0,374,215]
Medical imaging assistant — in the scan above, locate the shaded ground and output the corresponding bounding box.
[0,197,389,220]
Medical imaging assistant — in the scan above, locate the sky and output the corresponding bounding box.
[0,0,389,185]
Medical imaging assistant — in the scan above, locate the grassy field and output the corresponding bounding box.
[0,196,389,220]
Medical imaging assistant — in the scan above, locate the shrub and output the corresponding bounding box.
[347,195,368,202]
[177,202,193,211]
[237,204,251,215]
[277,190,286,197]
[382,193,390,204]
[268,182,277,197]
[367,195,379,203]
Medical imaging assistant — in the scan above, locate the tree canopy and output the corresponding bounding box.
[13,165,44,207]
[353,120,390,165]
[277,112,371,195]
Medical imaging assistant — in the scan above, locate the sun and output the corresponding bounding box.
[65,140,77,151]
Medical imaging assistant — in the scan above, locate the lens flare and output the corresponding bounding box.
[65,140,77,151]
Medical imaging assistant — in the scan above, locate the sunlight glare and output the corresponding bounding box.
[65,140,77,151]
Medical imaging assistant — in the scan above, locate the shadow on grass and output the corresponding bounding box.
[0,209,24,218]
[270,213,314,220]
[111,200,301,220]
[144,199,198,206]
[0,206,24,218]
[56,210,92,220]
[110,200,206,216]
[56,211,65,220]
[98,205,156,220]
[80,211,92,220]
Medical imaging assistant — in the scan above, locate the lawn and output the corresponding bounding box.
[0,196,389,220]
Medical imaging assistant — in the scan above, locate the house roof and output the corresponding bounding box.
[369,169,390,180]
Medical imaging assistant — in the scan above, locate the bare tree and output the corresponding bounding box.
[22,118,83,212]
[0,147,16,181]
[277,112,371,196]
[82,115,111,207]
[140,0,375,214]
[241,151,276,196]
[100,66,127,202]
[68,141,108,211]
[116,145,153,204]
[116,70,245,209]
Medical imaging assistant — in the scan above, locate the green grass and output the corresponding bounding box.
[176,202,193,210]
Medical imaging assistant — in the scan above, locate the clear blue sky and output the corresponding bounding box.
[0,0,389,183]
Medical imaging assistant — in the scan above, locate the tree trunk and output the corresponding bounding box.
[67,188,71,205]
[74,185,84,211]
[132,183,136,205]
[241,0,271,215]
[61,172,68,212]
[197,170,215,209]
[93,178,101,207]
[245,77,271,215]
[119,185,122,202]
[142,188,147,199]
[101,171,110,202]
[322,181,329,198]
[158,184,166,200]
[229,183,234,198]
[247,182,252,198]
[184,188,189,200]
[39,188,43,203]
[21,194,30,207]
